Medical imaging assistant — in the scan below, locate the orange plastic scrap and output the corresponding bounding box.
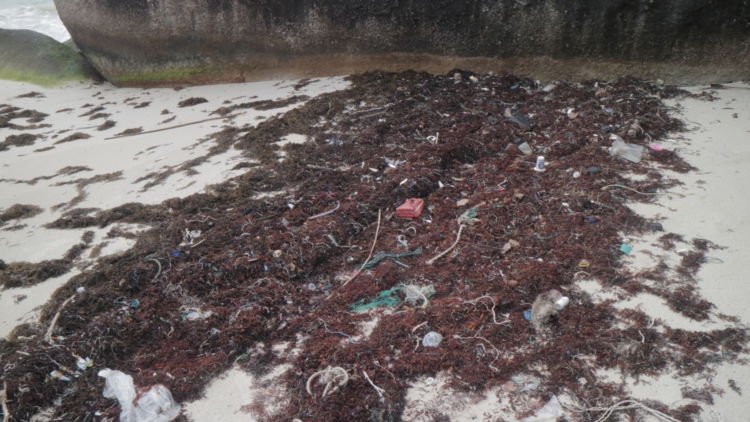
[396,198,425,219]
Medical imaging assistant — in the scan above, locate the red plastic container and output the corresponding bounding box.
[396,198,425,219]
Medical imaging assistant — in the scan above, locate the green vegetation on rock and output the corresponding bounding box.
[0,29,97,86]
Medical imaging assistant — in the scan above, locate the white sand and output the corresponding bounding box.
[0,77,348,338]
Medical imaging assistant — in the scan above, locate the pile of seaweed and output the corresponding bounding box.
[1,71,746,421]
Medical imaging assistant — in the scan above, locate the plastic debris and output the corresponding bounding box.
[351,288,401,313]
[363,247,423,270]
[511,374,541,392]
[649,143,664,152]
[170,249,181,258]
[523,309,532,321]
[620,243,633,255]
[578,259,591,268]
[396,198,425,219]
[649,222,664,232]
[504,108,532,131]
[609,134,644,163]
[401,283,435,308]
[518,142,533,156]
[584,216,598,224]
[530,289,570,330]
[534,156,546,172]
[98,369,180,422]
[49,370,71,382]
[422,331,443,347]
[77,357,94,371]
[180,307,213,321]
[129,299,141,310]
[585,166,601,175]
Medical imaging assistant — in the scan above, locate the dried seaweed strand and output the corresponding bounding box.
[308,201,341,220]
[342,209,381,286]
[44,294,76,344]
[1,382,10,422]
[564,399,681,422]
[362,370,386,400]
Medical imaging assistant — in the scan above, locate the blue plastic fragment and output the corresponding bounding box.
[523,309,532,321]
[129,299,140,309]
[171,249,181,258]
[620,244,633,255]
[584,216,598,224]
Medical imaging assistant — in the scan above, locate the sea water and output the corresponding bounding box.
[0,0,69,41]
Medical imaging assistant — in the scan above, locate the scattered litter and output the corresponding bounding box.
[584,216,598,224]
[609,134,644,163]
[585,166,601,175]
[306,366,349,400]
[49,370,71,382]
[649,222,664,232]
[129,299,141,310]
[511,374,542,392]
[170,249,181,258]
[530,289,570,330]
[620,244,633,255]
[523,309,533,321]
[363,247,423,270]
[572,171,581,178]
[649,143,664,152]
[98,369,180,422]
[518,142,533,155]
[351,288,401,313]
[179,229,202,247]
[578,259,591,268]
[422,331,443,348]
[396,198,425,219]
[401,283,435,308]
[180,308,213,321]
[76,357,94,371]
[504,108,533,131]
[533,156,546,172]
[456,198,469,207]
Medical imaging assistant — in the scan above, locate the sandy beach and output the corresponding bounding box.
[1,77,348,338]
[1,75,749,421]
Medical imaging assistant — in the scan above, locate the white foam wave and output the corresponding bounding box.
[0,0,69,42]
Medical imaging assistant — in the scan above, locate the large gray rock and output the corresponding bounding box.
[0,29,98,86]
[55,0,750,86]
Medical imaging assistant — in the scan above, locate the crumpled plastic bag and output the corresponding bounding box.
[98,369,180,422]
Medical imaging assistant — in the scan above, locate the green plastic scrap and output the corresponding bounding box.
[458,206,480,225]
[363,247,423,270]
[351,288,401,313]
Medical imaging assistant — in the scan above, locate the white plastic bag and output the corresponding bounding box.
[609,135,644,163]
[98,369,181,422]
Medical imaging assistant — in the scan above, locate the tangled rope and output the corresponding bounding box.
[306,366,349,400]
